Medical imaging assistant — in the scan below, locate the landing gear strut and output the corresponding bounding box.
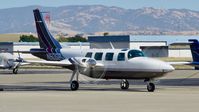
[69,69,79,91]
[120,79,129,90]
[13,68,18,74]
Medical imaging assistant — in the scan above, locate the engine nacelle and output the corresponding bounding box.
[84,58,96,68]
[69,57,105,78]
[70,57,97,68]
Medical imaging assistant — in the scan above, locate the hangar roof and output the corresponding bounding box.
[0,42,13,45]
[130,35,199,45]
[88,35,130,42]
[13,42,89,47]
[88,35,199,45]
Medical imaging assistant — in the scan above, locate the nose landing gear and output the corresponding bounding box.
[145,79,155,92]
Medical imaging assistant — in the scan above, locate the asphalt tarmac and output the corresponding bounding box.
[1,69,199,112]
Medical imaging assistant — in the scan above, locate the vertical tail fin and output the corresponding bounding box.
[32,9,64,61]
[189,39,199,62]
[33,9,62,52]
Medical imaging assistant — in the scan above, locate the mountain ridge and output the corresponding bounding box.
[0,5,199,35]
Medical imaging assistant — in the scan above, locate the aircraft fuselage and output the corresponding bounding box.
[38,48,174,79]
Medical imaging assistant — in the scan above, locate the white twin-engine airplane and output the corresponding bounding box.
[23,9,175,92]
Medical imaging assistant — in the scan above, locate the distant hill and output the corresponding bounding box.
[0,5,199,35]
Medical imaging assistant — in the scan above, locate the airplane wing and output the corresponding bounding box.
[23,59,72,67]
[22,57,104,68]
[168,61,199,67]
[168,62,192,65]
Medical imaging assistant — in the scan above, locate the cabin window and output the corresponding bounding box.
[94,52,103,60]
[85,52,92,58]
[105,53,114,61]
[128,50,145,59]
[117,53,125,61]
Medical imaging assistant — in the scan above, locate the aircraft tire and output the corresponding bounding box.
[120,80,129,90]
[147,83,155,92]
[70,81,79,91]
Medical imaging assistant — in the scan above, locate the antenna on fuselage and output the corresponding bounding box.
[79,41,82,49]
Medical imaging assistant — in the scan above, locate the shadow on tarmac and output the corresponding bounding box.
[1,78,199,92]
[0,85,147,92]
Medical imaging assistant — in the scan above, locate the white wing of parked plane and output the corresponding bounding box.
[168,61,199,67]
[0,65,6,68]
[168,62,192,65]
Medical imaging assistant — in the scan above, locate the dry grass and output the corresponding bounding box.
[156,57,192,62]
[0,34,22,42]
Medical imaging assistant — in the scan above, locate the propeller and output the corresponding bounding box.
[68,56,106,84]
[69,57,98,70]
[69,42,109,84]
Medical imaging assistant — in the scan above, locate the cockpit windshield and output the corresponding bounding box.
[128,50,145,59]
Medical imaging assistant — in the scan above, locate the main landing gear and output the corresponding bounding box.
[120,79,156,92]
[120,79,129,90]
[147,82,155,92]
[69,69,79,91]
[71,80,79,91]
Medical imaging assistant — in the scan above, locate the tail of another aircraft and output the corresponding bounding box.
[31,9,64,61]
[189,39,199,63]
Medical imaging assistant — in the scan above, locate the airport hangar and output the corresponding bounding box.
[1,35,199,59]
[88,35,199,58]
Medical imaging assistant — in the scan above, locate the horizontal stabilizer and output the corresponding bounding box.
[13,50,47,54]
[0,50,47,54]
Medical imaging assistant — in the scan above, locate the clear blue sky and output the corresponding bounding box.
[1,0,199,10]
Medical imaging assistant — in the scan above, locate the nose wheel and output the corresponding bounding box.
[120,79,129,90]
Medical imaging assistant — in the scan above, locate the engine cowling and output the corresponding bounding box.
[69,57,104,78]
[84,58,96,68]
[69,57,97,68]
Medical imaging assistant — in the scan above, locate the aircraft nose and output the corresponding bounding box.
[146,57,175,72]
[130,57,175,72]
[161,61,175,72]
